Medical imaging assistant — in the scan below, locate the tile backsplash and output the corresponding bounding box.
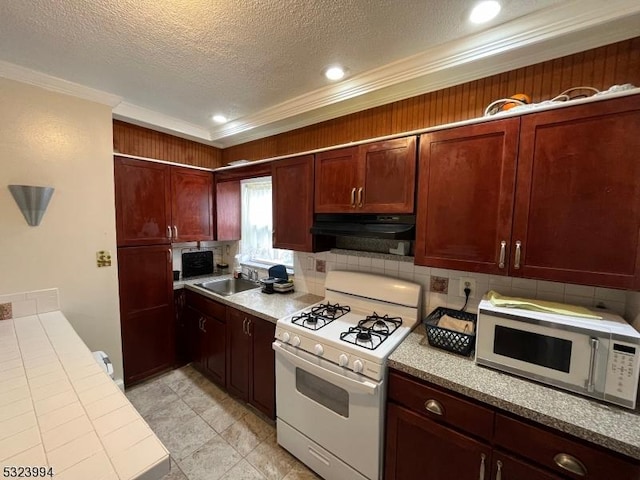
[293,251,630,320]
[0,288,60,319]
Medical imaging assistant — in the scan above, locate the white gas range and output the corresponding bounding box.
[273,270,421,480]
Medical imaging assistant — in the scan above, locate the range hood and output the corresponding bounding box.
[310,214,415,240]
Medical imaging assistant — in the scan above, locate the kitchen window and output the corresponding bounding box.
[240,177,293,267]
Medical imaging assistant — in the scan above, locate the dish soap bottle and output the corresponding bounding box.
[233,254,242,279]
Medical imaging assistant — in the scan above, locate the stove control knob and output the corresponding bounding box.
[338,354,349,367]
[291,336,301,347]
[314,344,324,356]
[282,332,290,343]
[353,359,364,373]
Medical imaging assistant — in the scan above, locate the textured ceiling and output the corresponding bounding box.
[0,0,637,147]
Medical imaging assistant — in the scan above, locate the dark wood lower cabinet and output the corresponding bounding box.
[491,451,562,480]
[174,289,189,367]
[249,316,276,418]
[182,290,276,419]
[185,291,226,387]
[226,307,276,419]
[118,245,174,387]
[385,369,640,480]
[385,402,491,480]
[226,307,250,399]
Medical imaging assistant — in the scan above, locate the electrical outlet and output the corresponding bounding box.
[459,277,476,297]
[96,250,112,267]
[316,260,326,273]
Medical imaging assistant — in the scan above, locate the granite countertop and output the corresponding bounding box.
[389,331,640,461]
[174,275,323,323]
[0,311,169,479]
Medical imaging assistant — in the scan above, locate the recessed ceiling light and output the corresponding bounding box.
[325,66,345,81]
[212,114,227,124]
[469,1,501,24]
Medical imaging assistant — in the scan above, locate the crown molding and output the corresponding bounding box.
[3,1,638,149]
[112,102,223,147]
[0,60,122,107]
[215,12,640,146]
[210,0,640,145]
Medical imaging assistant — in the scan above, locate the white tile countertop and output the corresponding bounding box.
[0,307,170,480]
[389,330,640,461]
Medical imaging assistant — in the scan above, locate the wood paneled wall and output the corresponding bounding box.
[222,37,640,163]
[113,120,222,168]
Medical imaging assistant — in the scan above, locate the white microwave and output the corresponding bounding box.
[476,299,640,409]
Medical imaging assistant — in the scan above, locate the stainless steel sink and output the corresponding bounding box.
[196,278,261,296]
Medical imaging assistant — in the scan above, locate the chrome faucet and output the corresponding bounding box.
[244,267,259,282]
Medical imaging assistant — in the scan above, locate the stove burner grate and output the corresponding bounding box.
[291,312,329,330]
[339,312,404,350]
[340,326,389,350]
[310,302,351,320]
[357,313,402,335]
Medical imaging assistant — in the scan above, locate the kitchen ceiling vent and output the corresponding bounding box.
[8,185,55,226]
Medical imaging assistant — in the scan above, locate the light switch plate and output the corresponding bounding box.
[96,250,112,267]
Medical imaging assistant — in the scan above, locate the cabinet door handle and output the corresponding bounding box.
[495,460,502,480]
[201,318,207,333]
[479,453,486,480]
[242,318,247,335]
[586,338,599,392]
[173,225,178,239]
[198,317,203,331]
[247,319,252,336]
[498,241,506,268]
[350,187,356,207]
[357,187,363,207]
[167,225,172,239]
[167,249,172,263]
[424,399,444,416]
[514,240,522,269]
[553,453,587,477]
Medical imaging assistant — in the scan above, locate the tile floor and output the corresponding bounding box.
[125,365,320,480]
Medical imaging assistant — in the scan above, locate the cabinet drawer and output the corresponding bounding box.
[387,370,494,441]
[185,290,226,320]
[494,414,640,480]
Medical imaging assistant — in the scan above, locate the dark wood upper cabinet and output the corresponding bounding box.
[171,166,214,242]
[415,96,640,288]
[114,157,172,246]
[272,155,315,252]
[315,146,360,213]
[360,137,417,213]
[114,157,214,246]
[415,119,519,273]
[512,95,640,289]
[118,245,174,386]
[216,180,241,241]
[315,138,417,214]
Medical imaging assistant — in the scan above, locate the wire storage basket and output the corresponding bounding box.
[423,307,477,356]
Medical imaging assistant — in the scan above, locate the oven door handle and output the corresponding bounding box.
[273,342,379,396]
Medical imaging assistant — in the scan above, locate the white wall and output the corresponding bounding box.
[0,78,123,381]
